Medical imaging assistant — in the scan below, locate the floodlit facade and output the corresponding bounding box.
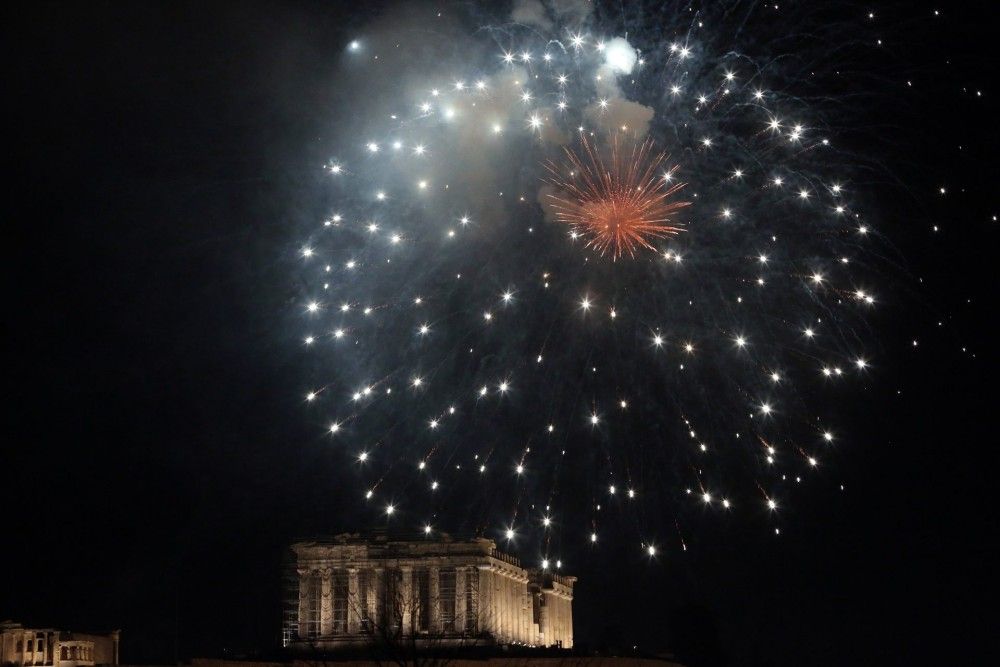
[0,622,119,667]
[285,534,575,651]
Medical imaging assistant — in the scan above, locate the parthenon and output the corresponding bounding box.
[285,533,575,651]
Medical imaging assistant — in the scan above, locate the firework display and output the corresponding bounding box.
[545,135,688,259]
[297,5,884,566]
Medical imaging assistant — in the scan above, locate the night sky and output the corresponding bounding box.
[5,2,997,666]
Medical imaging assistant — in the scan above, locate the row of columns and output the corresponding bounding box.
[2,632,117,666]
[61,644,95,662]
[296,563,571,647]
[480,566,531,644]
[4,634,102,665]
[298,566,480,638]
[540,592,572,648]
[9,632,55,665]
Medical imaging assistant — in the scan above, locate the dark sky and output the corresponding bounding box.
[5,2,997,666]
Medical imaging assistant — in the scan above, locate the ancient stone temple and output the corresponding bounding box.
[0,622,119,667]
[284,533,575,651]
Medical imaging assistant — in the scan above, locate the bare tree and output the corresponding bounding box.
[289,564,499,667]
[349,565,496,667]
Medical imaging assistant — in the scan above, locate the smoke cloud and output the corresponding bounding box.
[331,2,655,229]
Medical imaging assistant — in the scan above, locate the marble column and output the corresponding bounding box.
[296,568,310,639]
[538,592,549,645]
[498,574,507,640]
[504,574,513,642]
[523,583,531,643]
[565,596,572,646]
[546,593,555,646]
[567,595,574,647]
[428,567,440,633]
[555,594,562,646]
[512,579,520,642]
[467,567,479,634]
[516,577,523,642]
[368,567,380,632]
[400,567,413,635]
[508,578,515,643]
[320,568,333,637]
[477,567,492,636]
[347,569,360,634]
[455,568,466,633]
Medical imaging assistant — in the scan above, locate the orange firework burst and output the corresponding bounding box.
[544,135,689,259]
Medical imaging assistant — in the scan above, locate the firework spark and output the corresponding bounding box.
[545,135,689,259]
